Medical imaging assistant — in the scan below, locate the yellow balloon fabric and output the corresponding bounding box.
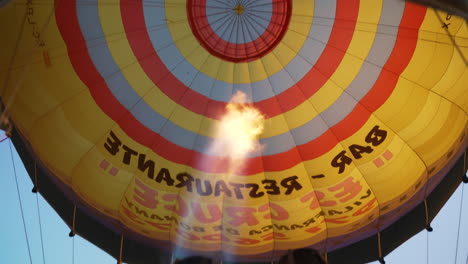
[0,0,467,262]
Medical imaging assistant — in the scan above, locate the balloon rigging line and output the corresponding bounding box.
[8,140,33,264]
[0,135,9,144]
[454,182,466,263]
[72,235,75,264]
[35,192,47,264]
[426,229,430,264]
[434,10,468,67]
[34,163,47,264]
[377,231,383,261]
[119,235,124,264]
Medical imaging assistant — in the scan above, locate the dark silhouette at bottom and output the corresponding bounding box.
[174,256,213,264]
[278,248,326,264]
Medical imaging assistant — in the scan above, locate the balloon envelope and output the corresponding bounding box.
[0,0,467,263]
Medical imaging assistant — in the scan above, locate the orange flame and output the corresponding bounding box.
[208,91,264,174]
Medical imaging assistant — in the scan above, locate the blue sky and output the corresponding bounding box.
[0,137,467,264]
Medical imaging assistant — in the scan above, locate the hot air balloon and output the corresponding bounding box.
[0,0,467,263]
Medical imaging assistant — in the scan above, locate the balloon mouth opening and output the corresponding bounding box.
[187,0,293,62]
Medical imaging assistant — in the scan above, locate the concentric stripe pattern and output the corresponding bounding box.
[4,0,463,259]
[58,0,432,176]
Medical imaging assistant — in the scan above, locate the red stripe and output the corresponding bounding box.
[187,0,292,62]
[121,0,359,119]
[55,1,426,174]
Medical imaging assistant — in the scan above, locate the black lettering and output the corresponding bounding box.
[328,210,343,216]
[303,212,324,227]
[290,224,304,230]
[360,189,372,199]
[303,217,316,227]
[273,224,290,231]
[138,154,155,179]
[349,144,373,159]
[311,174,325,179]
[446,14,452,20]
[122,145,138,165]
[261,225,273,232]
[344,206,354,213]
[193,226,205,232]
[249,230,262,235]
[104,131,121,155]
[214,180,232,197]
[195,179,213,196]
[281,176,303,195]
[155,168,174,186]
[262,180,280,195]
[164,216,178,224]
[246,183,264,198]
[150,214,165,221]
[124,197,134,208]
[365,126,387,146]
[318,211,325,217]
[175,173,194,192]
[135,206,149,218]
[331,151,352,174]
[229,183,245,199]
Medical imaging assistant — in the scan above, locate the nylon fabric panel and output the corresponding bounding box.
[0,0,467,263]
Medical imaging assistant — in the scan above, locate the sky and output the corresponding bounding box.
[0,137,467,264]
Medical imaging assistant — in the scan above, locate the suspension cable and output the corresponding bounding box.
[72,235,75,264]
[9,140,33,264]
[69,205,77,237]
[424,199,433,232]
[118,235,124,264]
[33,162,47,264]
[378,232,385,264]
[0,118,11,144]
[454,181,466,263]
[426,228,429,264]
[0,135,9,144]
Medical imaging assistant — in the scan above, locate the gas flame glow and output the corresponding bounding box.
[208,91,264,174]
[173,91,265,257]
